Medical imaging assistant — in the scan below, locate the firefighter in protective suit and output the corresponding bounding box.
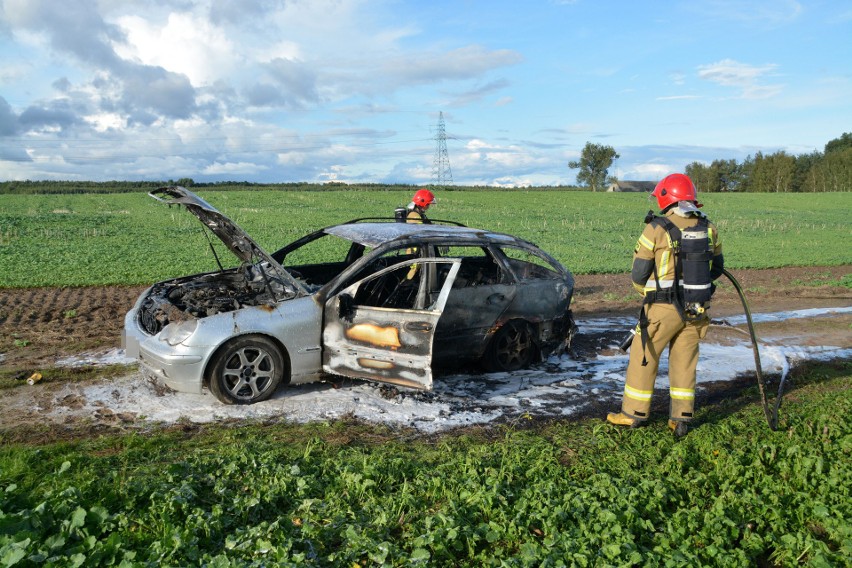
[607,173,724,437]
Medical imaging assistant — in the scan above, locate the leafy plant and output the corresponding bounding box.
[0,191,850,287]
[1,367,849,565]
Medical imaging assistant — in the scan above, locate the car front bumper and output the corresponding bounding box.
[123,309,206,394]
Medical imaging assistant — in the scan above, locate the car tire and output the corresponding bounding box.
[208,335,286,404]
[483,320,537,372]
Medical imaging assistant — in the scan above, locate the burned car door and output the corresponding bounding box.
[322,258,461,390]
[432,245,517,361]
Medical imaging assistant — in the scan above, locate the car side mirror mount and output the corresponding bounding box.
[338,293,356,322]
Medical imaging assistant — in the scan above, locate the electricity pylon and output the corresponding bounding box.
[430,112,453,187]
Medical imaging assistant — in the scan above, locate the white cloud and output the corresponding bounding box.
[0,61,31,87]
[697,59,783,99]
[84,111,124,132]
[114,12,236,86]
[630,163,672,180]
[202,160,264,175]
[380,45,522,87]
[669,71,686,86]
[0,0,845,185]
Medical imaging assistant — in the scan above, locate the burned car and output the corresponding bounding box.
[123,187,575,404]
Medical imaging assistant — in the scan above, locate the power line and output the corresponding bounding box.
[430,111,452,188]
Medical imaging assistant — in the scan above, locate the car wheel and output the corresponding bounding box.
[208,336,286,404]
[483,320,537,372]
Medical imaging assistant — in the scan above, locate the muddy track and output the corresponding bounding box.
[0,266,849,444]
[1,266,849,371]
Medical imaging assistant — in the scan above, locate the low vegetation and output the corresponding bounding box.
[1,363,849,566]
[1,187,850,566]
[0,191,850,287]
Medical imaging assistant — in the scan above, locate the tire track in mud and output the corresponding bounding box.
[0,265,848,371]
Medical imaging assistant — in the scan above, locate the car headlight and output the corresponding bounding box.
[159,319,198,346]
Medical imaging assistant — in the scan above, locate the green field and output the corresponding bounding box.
[1,365,849,566]
[1,191,850,288]
[1,189,851,566]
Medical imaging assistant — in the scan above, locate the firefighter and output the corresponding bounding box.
[405,188,436,223]
[607,173,724,437]
[398,189,437,279]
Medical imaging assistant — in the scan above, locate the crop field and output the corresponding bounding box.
[0,190,850,288]
[1,189,851,565]
[1,365,850,566]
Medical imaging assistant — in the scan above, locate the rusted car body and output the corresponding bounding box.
[123,187,575,404]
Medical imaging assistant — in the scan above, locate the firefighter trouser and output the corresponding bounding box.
[620,303,709,422]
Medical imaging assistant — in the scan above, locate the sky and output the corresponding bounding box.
[1,0,850,186]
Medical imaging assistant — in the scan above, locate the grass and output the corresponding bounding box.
[0,191,850,287]
[0,189,850,565]
[788,272,852,289]
[1,362,850,566]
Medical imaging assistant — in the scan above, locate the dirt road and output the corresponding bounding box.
[3,265,848,370]
[1,265,849,442]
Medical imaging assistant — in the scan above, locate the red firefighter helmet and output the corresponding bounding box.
[412,188,436,208]
[652,173,698,211]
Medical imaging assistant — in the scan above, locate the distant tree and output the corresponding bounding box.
[712,159,742,192]
[176,178,195,187]
[685,162,714,193]
[568,142,620,192]
[803,147,852,192]
[685,159,740,192]
[792,151,822,192]
[766,151,796,192]
[742,151,796,192]
[738,154,756,192]
[824,132,852,155]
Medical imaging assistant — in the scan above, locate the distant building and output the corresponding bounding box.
[606,181,656,193]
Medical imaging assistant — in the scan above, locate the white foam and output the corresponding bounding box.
[31,305,851,432]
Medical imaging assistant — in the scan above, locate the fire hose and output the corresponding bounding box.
[619,269,780,430]
[720,268,779,430]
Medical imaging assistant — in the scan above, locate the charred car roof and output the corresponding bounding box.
[323,222,517,248]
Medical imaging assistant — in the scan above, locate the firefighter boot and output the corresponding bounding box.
[668,419,688,438]
[606,412,642,428]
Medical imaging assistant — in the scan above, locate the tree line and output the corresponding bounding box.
[3,132,849,194]
[685,132,852,192]
[569,133,851,193]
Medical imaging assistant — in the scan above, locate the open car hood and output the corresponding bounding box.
[149,186,306,295]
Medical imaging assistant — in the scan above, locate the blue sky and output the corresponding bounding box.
[1,0,850,186]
